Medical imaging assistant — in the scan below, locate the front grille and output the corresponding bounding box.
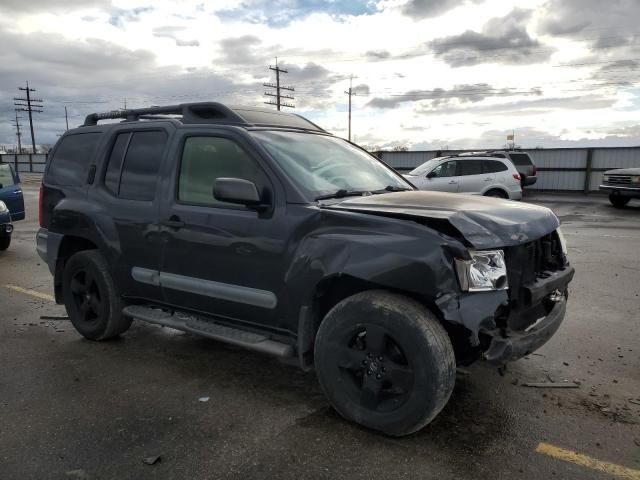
[606,175,632,185]
[507,231,565,286]
[503,231,566,330]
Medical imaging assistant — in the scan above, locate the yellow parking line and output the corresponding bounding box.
[536,442,640,480]
[4,284,55,302]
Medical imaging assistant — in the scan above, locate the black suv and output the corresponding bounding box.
[37,103,574,436]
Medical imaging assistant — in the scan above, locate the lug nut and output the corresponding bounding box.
[377,356,383,361]
[367,370,372,376]
[368,353,374,359]
[362,360,368,366]
[376,373,382,379]
[381,367,386,372]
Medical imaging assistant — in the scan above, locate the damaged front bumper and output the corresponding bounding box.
[482,294,567,364]
[437,265,574,365]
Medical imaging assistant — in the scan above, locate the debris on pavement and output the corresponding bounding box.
[198,396,210,402]
[521,382,580,388]
[142,455,162,465]
[629,399,640,406]
[40,315,70,320]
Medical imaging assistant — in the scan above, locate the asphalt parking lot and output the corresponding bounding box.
[1,184,639,480]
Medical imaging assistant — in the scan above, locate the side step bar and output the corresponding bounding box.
[122,305,294,358]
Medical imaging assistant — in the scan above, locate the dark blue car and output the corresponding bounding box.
[0,163,25,251]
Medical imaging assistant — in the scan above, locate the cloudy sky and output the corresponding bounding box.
[1,0,640,150]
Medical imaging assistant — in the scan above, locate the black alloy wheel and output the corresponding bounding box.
[62,250,132,340]
[333,324,414,412]
[315,290,456,436]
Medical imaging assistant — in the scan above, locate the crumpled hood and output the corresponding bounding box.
[324,191,560,248]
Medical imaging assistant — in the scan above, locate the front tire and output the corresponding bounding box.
[62,250,132,341]
[314,290,456,436]
[609,194,630,208]
[0,235,10,251]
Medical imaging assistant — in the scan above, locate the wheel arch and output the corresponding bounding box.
[53,235,99,303]
[296,274,449,370]
[483,186,509,198]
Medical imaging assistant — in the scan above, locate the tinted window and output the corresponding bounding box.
[47,133,101,186]
[118,131,166,201]
[431,161,457,178]
[104,133,130,194]
[509,153,533,166]
[178,136,266,207]
[459,160,483,176]
[483,160,508,173]
[0,164,15,187]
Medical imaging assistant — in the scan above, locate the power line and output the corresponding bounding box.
[13,81,43,153]
[264,57,295,110]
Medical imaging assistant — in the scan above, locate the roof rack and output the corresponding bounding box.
[83,102,244,127]
[82,102,325,132]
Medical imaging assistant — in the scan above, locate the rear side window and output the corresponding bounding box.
[483,160,508,173]
[0,164,15,187]
[47,133,101,186]
[459,160,483,176]
[509,153,533,166]
[104,130,167,201]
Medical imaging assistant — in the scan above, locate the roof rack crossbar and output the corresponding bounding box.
[82,102,246,126]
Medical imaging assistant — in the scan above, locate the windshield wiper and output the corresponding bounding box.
[315,189,371,201]
[371,185,413,194]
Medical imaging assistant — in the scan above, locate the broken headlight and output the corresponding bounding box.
[455,250,508,292]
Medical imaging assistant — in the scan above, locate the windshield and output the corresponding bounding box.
[251,131,412,198]
[408,158,442,176]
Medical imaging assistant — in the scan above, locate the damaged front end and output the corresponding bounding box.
[437,230,574,365]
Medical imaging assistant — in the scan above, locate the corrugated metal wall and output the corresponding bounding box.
[379,147,640,192]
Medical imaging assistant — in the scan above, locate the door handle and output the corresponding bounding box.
[161,217,185,229]
[448,180,457,184]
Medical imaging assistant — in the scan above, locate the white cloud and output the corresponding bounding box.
[1,0,639,149]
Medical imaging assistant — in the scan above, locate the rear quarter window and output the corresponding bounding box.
[46,133,101,186]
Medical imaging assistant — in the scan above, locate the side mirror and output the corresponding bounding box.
[426,171,437,179]
[213,178,263,207]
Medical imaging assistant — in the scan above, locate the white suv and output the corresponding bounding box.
[403,155,523,200]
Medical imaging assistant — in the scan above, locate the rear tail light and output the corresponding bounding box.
[513,173,521,181]
[532,165,537,176]
[38,184,44,228]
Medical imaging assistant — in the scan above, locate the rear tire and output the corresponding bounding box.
[62,250,132,341]
[609,194,630,208]
[0,236,10,251]
[484,189,508,199]
[314,290,456,436]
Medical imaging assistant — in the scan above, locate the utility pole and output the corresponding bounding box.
[11,110,23,154]
[344,76,358,142]
[64,106,69,131]
[14,81,43,154]
[264,57,295,110]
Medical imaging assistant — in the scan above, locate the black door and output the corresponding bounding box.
[158,131,289,330]
[90,127,170,303]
